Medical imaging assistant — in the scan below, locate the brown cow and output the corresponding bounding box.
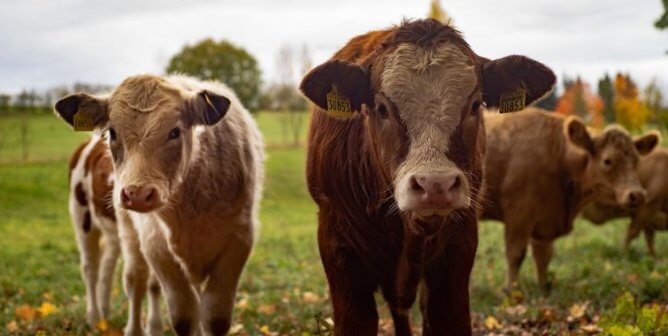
[300,19,555,335]
[481,108,659,293]
[582,139,666,257]
[68,135,162,335]
[56,74,264,336]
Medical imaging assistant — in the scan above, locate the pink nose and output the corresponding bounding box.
[408,173,464,209]
[121,185,160,212]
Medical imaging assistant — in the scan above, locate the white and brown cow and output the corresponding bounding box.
[56,74,264,336]
[68,135,162,335]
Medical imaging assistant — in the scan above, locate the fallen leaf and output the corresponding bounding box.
[229,323,244,334]
[37,302,58,317]
[580,324,602,334]
[258,304,276,315]
[302,292,321,304]
[5,321,18,333]
[568,302,587,320]
[259,325,277,335]
[15,304,37,322]
[540,307,556,322]
[236,298,248,309]
[97,319,109,332]
[484,316,501,330]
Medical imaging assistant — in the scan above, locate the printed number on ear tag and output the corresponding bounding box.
[499,88,526,113]
[325,88,354,120]
[73,112,94,131]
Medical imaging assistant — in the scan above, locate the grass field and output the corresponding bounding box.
[1,113,668,335]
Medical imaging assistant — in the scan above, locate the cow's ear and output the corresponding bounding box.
[480,55,556,109]
[299,59,373,112]
[635,130,660,155]
[54,93,109,129]
[187,90,230,126]
[565,116,595,154]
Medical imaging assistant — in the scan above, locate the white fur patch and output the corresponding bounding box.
[381,42,477,211]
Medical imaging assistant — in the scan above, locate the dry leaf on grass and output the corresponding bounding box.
[37,302,58,317]
[302,291,321,304]
[258,304,276,315]
[484,316,502,330]
[5,321,18,333]
[15,304,37,322]
[97,319,109,332]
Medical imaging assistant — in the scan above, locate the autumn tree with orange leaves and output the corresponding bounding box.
[614,73,648,132]
[556,77,604,128]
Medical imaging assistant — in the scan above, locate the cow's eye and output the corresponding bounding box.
[603,158,613,167]
[375,102,389,119]
[168,127,180,140]
[471,100,481,115]
[108,128,116,142]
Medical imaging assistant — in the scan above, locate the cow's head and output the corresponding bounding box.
[564,118,659,208]
[301,19,556,228]
[55,75,230,213]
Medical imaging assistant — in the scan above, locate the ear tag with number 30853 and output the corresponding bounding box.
[499,88,526,113]
[325,87,354,120]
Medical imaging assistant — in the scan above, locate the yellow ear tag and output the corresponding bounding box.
[73,112,94,131]
[499,88,526,113]
[325,88,354,120]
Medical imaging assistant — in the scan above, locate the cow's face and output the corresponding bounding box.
[55,75,230,213]
[301,19,556,226]
[565,119,659,208]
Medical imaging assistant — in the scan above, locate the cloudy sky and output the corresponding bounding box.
[0,0,666,96]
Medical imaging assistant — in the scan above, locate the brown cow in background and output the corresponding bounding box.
[582,140,666,257]
[300,19,555,335]
[481,108,659,293]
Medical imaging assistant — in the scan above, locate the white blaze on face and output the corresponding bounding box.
[381,42,477,211]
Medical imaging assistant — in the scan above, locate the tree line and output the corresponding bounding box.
[535,73,667,132]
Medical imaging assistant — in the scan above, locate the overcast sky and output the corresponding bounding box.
[0,0,666,96]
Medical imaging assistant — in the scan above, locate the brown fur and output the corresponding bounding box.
[582,146,668,257]
[302,19,555,335]
[481,108,651,291]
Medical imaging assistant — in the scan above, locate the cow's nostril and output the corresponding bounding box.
[629,193,637,203]
[410,176,425,193]
[450,175,462,191]
[145,189,155,203]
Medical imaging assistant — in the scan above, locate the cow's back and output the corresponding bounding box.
[69,135,116,233]
[482,109,573,237]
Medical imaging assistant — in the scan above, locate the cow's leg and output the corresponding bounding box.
[420,220,477,336]
[119,215,149,336]
[504,226,530,290]
[141,227,200,336]
[146,273,164,336]
[74,218,102,326]
[200,232,252,336]
[624,219,643,253]
[531,239,554,294]
[318,221,378,335]
[97,234,120,320]
[643,228,657,258]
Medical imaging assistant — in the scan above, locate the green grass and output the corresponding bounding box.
[1,113,667,335]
